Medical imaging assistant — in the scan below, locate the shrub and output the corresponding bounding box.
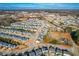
[0,37,21,45]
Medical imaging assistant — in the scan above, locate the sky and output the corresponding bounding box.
[0,3,79,10]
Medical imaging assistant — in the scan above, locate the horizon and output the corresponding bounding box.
[0,3,79,10]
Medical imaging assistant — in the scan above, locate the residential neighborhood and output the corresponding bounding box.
[0,10,79,56]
